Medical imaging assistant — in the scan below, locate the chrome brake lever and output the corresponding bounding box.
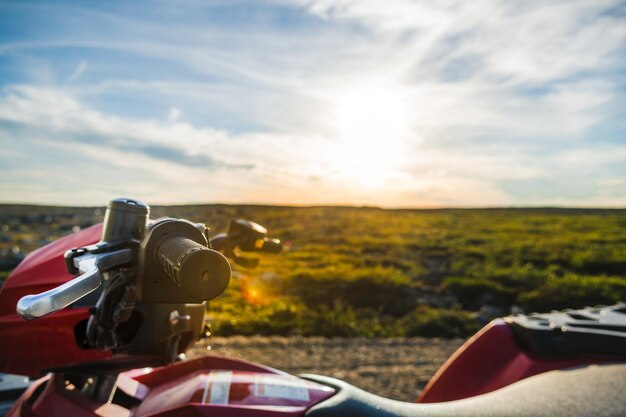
[16,249,133,320]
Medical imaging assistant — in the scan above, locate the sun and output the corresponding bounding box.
[330,86,410,184]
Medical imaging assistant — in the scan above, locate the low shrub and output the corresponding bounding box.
[518,274,626,312]
[287,266,417,316]
[209,302,478,338]
[401,307,480,338]
[443,277,511,309]
[209,302,300,336]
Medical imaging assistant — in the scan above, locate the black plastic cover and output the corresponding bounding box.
[507,303,626,356]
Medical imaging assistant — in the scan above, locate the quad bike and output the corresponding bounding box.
[0,198,624,416]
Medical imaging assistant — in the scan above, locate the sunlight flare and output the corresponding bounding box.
[330,87,411,184]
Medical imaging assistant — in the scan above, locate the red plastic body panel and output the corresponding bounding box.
[7,355,336,417]
[417,319,622,403]
[0,224,111,376]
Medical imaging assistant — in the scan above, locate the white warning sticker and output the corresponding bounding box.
[202,371,232,405]
[254,374,310,401]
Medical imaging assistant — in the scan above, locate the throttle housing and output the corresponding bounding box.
[137,218,231,303]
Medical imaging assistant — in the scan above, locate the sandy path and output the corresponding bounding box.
[188,336,464,401]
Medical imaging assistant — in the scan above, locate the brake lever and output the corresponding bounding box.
[16,249,133,320]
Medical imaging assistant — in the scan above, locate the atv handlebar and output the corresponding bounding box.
[15,199,281,321]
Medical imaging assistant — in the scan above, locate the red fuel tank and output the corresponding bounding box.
[0,224,111,376]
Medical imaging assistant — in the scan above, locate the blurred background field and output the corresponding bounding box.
[1,204,626,338]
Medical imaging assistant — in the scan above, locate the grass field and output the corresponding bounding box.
[2,204,626,337]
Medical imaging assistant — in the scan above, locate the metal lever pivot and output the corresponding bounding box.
[16,249,133,320]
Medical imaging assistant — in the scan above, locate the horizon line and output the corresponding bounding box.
[1,201,625,211]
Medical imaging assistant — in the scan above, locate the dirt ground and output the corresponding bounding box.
[188,336,465,402]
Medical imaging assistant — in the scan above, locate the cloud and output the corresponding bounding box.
[0,85,255,169]
[65,60,87,84]
[0,0,625,206]
[288,0,626,80]
[166,107,181,123]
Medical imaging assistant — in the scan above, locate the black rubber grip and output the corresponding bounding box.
[157,236,231,301]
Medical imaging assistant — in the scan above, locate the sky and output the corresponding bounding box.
[0,0,625,207]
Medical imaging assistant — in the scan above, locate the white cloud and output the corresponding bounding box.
[66,60,88,84]
[0,0,625,206]
[166,107,182,123]
[287,0,626,82]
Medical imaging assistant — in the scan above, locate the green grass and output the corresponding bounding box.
[196,207,626,337]
[2,205,626,338]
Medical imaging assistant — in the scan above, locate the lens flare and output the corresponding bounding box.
[239,275,270,305]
